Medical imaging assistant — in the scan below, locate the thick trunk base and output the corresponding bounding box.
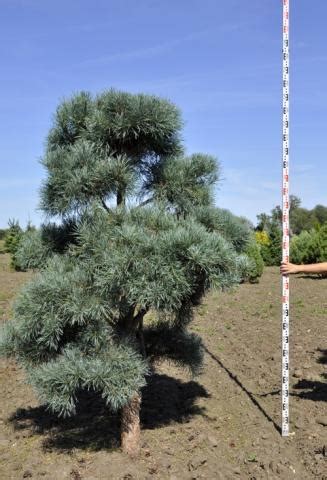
[121,392,141,457]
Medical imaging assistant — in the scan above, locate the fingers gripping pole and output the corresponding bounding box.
[282,0,290,437]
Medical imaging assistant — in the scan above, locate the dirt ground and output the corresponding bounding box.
[0,252,326,479]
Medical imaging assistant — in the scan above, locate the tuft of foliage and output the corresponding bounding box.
[4,219,22,255]
[311,223,327,263]
[290,230,312,264]
[243,239,264,283]
[28,346,149,417]
[192,206,251,253]
[235,254,256,284]
[46,91,93,149]
[142,155,219,215]
[255,216,282,267]
[13,229,52,271]
[40,140,137,216]
[40,218,78,254]
[290,223,327,265]
[191,207,262,282]
[255,230,270,246]
[13,219,78,271]
[313,205,327,225]
[4,219,23,268]
[41,90,183,216]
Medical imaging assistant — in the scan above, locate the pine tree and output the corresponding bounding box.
[0,89,252,456]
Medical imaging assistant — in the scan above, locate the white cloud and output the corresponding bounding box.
[0,178,39,189]
[76,30,209,68]
[75,22,249,69]
[293,163,314,174]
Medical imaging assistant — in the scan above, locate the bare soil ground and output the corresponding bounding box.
[0,253,326,479]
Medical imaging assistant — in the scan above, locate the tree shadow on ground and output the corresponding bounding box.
[8,373,209,452]
[293,349,327,401]
[203,345,281,433]
[296,275,326,280]
[293,379,327,401]
[317,348,327,365]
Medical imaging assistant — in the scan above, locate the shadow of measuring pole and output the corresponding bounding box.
[203,344,282,434]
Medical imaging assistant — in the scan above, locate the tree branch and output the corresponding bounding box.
[101,199,111,213]
[117,189,125,207]
[137,317,146,359]
[135,308,148,359]
[136,197,154,209]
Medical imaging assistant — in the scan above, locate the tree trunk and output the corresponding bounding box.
[120,391,142,457]
[137,316,146,359]
[117,189,125,207]
[120,307,148,456]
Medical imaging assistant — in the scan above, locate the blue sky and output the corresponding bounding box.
[0,0,326,228]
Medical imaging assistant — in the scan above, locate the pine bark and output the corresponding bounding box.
[120,391,142,457]
[120,308,148,456]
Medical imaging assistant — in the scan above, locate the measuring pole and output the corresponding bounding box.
[282,0,290,437]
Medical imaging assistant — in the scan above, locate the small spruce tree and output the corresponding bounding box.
[0,90,252,456]
[4,219,22,254]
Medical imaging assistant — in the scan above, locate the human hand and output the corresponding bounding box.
[280,261,299,275]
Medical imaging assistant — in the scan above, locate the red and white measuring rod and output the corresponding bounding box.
[282,0,290,437]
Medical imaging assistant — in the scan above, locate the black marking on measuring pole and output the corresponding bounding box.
[282,0,290,437]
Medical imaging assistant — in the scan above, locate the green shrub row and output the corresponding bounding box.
[255,222,327,267]
[290,223,327,264]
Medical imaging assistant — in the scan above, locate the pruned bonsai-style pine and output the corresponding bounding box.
[0,89,253,456]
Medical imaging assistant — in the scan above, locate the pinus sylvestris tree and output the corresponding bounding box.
[0,90,252,456]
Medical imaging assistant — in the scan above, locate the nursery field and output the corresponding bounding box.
[0,253,326,479]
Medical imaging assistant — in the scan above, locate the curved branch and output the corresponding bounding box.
[136,197,154,209]
[101,199,111,213]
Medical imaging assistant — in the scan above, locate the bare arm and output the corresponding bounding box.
[280,261,327,275]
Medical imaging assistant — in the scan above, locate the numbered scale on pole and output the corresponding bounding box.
[282,0,290,437]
